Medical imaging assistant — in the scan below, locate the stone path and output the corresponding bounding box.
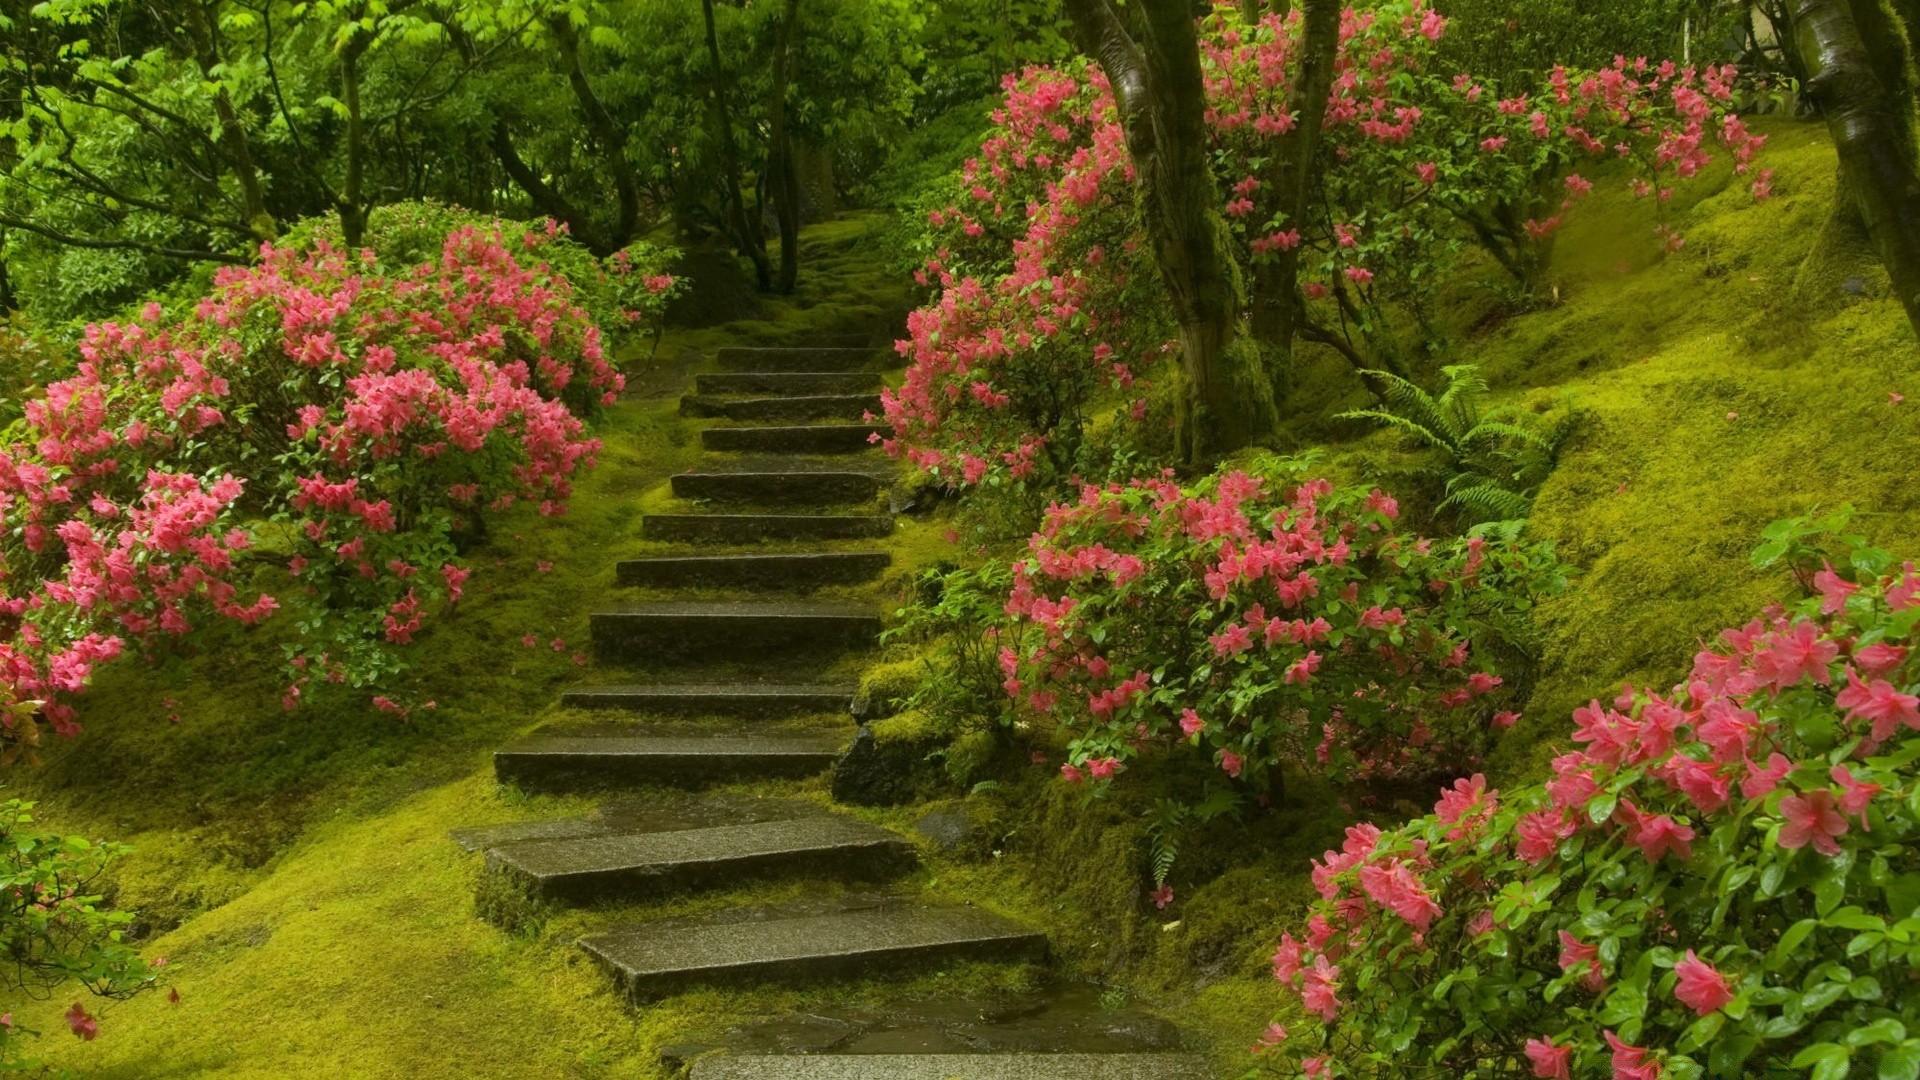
[461,335,1212,1077]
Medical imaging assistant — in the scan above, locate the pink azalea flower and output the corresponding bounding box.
[1831,765,1882,828]
[1525,1038,1573,1079]
[1606,1030,1659,1080]
[1779,789,1850,855]
[1674,950,1734,1015]
[1179,708,1206,737]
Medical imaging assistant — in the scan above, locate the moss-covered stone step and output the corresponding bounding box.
[689,1054,1216,1079]
[670,468,882,505]
[616,552,891,590]
[590,601,882,661]
[642,514,894,544]
[486,817,915,903]
[697,372,882,396]
[494,732,846,791]
[681,394,883,422]
[559,682,856,716]
[716,347,880,372]
[581,904,1046,1000]
[702,424,888,455]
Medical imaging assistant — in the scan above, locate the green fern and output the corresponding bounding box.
[1337,364,1570,526]
[1146,798,1189,887]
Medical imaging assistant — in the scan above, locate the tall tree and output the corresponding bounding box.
[1061,0,1278,463]
[702,0,773,288]
[1793,0,1920,337]
[766,0,803,293]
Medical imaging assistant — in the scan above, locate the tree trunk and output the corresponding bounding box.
[338,36,369,248]
[489,121,593,238]
[549,14,640,254]
[702,0,773,289]
[768,0,803,294]
[1064,0,1278,463]
[182,0,275,242]
[1248,0,1339,399]
[1793,0,1920,337]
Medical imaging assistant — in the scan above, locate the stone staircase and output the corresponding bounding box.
[461,336,1213,1078]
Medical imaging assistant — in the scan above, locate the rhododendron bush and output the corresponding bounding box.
[884,0,1770,489]
[1266,523,1920,1078]
[0,220,671,751]
[1000,466,1565,829]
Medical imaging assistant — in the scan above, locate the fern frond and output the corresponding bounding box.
[1439,479,1533,522]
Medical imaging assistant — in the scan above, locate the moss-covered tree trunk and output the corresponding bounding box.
[767,0,803,294]
[1063,0,1278,464]
[702,0,774,290]
[1248,0,1339,400]
[1793,0,1920,337]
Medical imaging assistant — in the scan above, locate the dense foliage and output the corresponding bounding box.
[1266,515,1920,1077]
[883,2,1770,490]
[0,216,670,753]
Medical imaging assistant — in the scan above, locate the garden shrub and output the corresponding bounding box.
[0,219,674,751]
[1266,513,1920,1078]
[996,462,1567,885]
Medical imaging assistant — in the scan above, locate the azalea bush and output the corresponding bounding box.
[0,219,672,750]
[883,1,1770,491]
[997,465,1565,879]
[0,768,160,1060]
[1265,515,1920,1078]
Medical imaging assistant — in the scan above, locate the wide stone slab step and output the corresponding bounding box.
[561,682,857,716]
[495,732,845,791]
[717,347,880,372]
[617,552,891,590]
[671,469,881,505]
[487,817,914,903]
[582,905,1046,1000]
[690,1054,1217,1080]
[682,394,883,422]
[698,372,882,396]
[591,601,882,661]
[642,514,893,544]
[702,424,887,455]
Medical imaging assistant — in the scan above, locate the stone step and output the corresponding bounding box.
[560,682,857,716]
[487,817,915,903]
[671,469,881,505]
[590,601,882,661]
[495,732,846,791]
[702,424,887,455]
[682,394,883,422]
[717,347,880,372]
[582,905,1046,1000]
[616,552,891,590]
[642,514,894,544]
[698,372,883,396]
[690,1054,1217,1080]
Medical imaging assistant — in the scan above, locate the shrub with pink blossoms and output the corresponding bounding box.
[997,462,1565,865]
[1266,518,1920,1078]
[0,217,671,748]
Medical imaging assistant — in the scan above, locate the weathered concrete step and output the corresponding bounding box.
[703,424,887,455]
[617,552,891,590]
[591,601,881,661]
[691,1054,1216,1080]
[560,682,857,716]
[582,905,1046,1000]
[698,372,882,396]
[642,514,893,544]
[487,817,914,903]
[682,394,883,422]
[495,732,845,791]
[671,469,881,505]
[717,347,880,372]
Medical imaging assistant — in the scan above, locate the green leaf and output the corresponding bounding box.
[1877,1044,1920,1080]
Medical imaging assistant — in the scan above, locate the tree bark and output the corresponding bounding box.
[1064,0,1278,463]
[1248,0,1339,397]
[548,13,640,254]
[181,0,275,242]
[338,34,369,248]
[768,0,803,294]
[702,0,773,289]
[1793,0,1920,337]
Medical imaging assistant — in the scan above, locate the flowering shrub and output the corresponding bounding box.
[998,465,1564,842]
[885,1,1769,490]
[1266,519,1920,1078]
[0,219,671,749]
[0,760,160,1059]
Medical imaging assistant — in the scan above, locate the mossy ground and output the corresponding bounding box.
[6,120,1916,1077]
